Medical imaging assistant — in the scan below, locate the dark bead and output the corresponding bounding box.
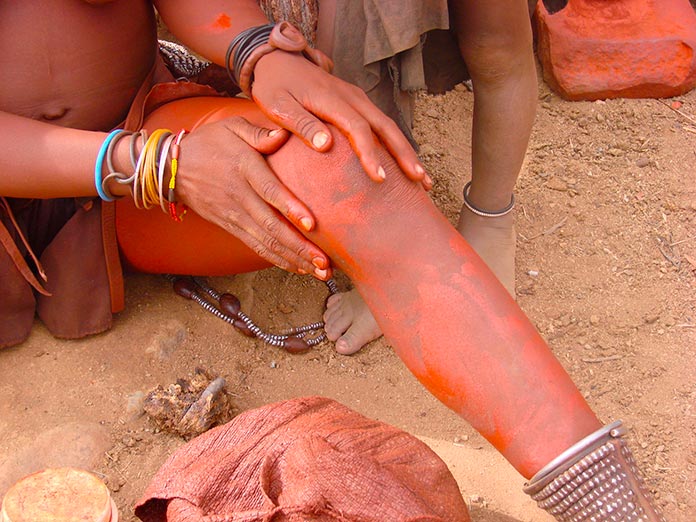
[173,278,197,299]
[233,318,256,337]
[219,293,241,316]
[283,336,310,354]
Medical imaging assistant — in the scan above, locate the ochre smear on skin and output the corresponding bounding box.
[211,13,231,30]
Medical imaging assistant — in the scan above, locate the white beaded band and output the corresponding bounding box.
[462,181,515,217]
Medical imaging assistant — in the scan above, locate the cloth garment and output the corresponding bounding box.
[135,396,470,522]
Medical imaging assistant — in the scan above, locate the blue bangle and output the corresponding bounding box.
[95,129,125,202]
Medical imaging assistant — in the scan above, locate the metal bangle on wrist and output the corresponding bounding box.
[225,21,333,97]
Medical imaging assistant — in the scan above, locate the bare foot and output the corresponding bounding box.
[456,204,516,297]
[323,291,381,355]
[323,206,516,356]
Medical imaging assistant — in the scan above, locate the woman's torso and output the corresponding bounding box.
[0,0,158,131]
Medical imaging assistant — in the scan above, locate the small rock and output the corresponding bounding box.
[270,361,279,369]
[589,315,600,326]
[636,157,650,168]
[277,303,294,314]
[596,113,605,122]
[126,391,146,419]
[545,177,568,191]
[644,314,660,324]
[425,109,439,119]
[527,270,539,277]
[419,143,437,157]
[146,319,187,360]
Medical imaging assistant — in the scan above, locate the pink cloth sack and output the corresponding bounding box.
[135,396,470,521]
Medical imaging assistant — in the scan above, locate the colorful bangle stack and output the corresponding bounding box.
[95,127,188,222]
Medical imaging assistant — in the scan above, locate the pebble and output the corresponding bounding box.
[146,319,187,360]
[644,314,660,324]
[126,391,146,419]
[527,270,539,277]
[419,143,437,157]
[270,361,279,369]
[589,315,600,326]
[278,303,294,314]
[636,157,650,168]
[545,177,568,191]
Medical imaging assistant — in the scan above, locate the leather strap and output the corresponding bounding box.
[0,197,50,296]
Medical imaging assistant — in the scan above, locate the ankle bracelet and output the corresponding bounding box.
[462,181,515,217]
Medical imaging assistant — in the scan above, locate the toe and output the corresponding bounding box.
[335,332,367,355]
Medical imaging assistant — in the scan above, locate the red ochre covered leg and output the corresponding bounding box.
[536,0,696,100]
[117,97,601,478]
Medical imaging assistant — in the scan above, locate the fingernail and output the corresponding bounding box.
[314,267,328,280]
[300,217,313,231]
[424,174,433,188]
[298,268,307,275]
[377,166,386,180]
[415,163,426,176]
[312,256,326,269]
[312,131,329,149]
[269,129,280,137]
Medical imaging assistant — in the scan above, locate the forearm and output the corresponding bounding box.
[0,111,133,199]
[154,0,269,66]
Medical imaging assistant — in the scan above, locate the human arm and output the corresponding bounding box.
[154,0,429,186]
[0,109,329,277]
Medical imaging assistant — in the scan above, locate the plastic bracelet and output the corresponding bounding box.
[101,130,134,200]
[168,129,188,222]
[158,134,176,214]
[142,129,172,209]
[95,129,125,202]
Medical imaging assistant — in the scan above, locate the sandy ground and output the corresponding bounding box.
[1,71,695,521]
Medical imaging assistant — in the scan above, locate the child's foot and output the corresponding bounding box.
[323,290,381,355]
[456,204,516,297]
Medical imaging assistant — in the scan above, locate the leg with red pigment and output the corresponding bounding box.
[137,97,664,520]
[268,122,665,521]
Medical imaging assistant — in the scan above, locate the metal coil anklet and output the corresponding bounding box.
[524,421,666,522]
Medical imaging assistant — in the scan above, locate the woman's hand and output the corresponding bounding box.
[251,51,432,190]
[174,116,331,279]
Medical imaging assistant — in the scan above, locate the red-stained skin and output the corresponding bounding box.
[117,97,602,479]
[211,13,231,30]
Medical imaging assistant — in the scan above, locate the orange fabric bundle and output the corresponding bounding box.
[135,396,469,521]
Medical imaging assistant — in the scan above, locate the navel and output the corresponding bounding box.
[41,106,70,121]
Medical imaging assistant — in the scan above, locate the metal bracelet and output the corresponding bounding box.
[524,421,666,522]
[462,181,515,218]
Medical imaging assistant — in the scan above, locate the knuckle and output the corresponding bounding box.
[258,179,281,205]
[264,235,283,256]
[346,117,370,136]
[295,115,320,139]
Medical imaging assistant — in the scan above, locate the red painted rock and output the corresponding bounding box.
[536,0,696,100]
